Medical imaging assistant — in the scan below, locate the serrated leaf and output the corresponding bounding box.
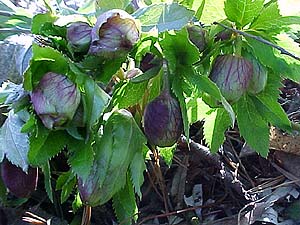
[80,110,146,206]
[41,162,53,203]
[129,150,146,198]
[250,2,300,33]
[160,29,199,74]
[186,97,211,124]
[199,0,226,24]
[82,77,111,130]
[158,145,176,167]
[172,78,189,140]
[61,181,76,204]
[252,95,291,132]
[96,0,130,11]
[58,173,76,204]
[112,80,148,109]
[203,108,231,153]
[245,37,293,78]
[68,140,94,182]
[224,0,264,28]
[24,44,69,90]
[186,74,235,126]
[112,177,138,225]
[0,110,29,172]
[235,95,270,157]
[28,124,69,166]
[133,3,194,33]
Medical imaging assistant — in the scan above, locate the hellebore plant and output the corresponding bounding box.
[67,22,92,53]
[31,72,81,130]
[89,9,140,58]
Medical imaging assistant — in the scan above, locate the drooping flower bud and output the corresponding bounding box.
[244,52,268,94]
[31,72,81,130]
[89,9,140,58]
[143,90,183,147]
[187,24,207,52]
[209,55,253,103]
[1,159,38,198]
[67,22,92,53]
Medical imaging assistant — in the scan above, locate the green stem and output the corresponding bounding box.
[162,59,170,94]
[234,35,243,56]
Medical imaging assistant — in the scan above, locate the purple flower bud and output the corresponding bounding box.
[67,22,92,52]
[209,55,253,103]
[187,24,207,52]
[89,9,140,58]
[31,72,81,130]
[1,159,38,198]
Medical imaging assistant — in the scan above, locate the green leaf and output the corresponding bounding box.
[186,97,211,124]
[250,2,300,33]
[172,78,189,141]
[235,95,270,157]
[186,74,235,126]
[56,171,76,203]
[82,77,111,130]
[133,3,194,33]
[129,150,146,198]
[68,140,94,182]
[158,144,176,167]
[160,29,199,74]
[252,95,291,131]
[112,80,148,109]
[28,124,69,166]
[245,37,293,78]
[203,108,231,153]
[0,110,29,172]
[31,12,57,34]
[112,177,138,225]
[41,162,53,203]
[24,44,69,90]
[21,114,36,133]
[96,0,130,11]
[224,0,264,28]
[246,71,290,131]
[82,110,146,206]
[198,0,226,24]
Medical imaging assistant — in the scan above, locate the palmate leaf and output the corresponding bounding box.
[0,110,29,172]
[250,2,300,34]
[224,0,264,28]
[80,110,146,207]
[203,108,231,153]
[133,3,194,33]
[112,177,138,225]
[235,95,270,157]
